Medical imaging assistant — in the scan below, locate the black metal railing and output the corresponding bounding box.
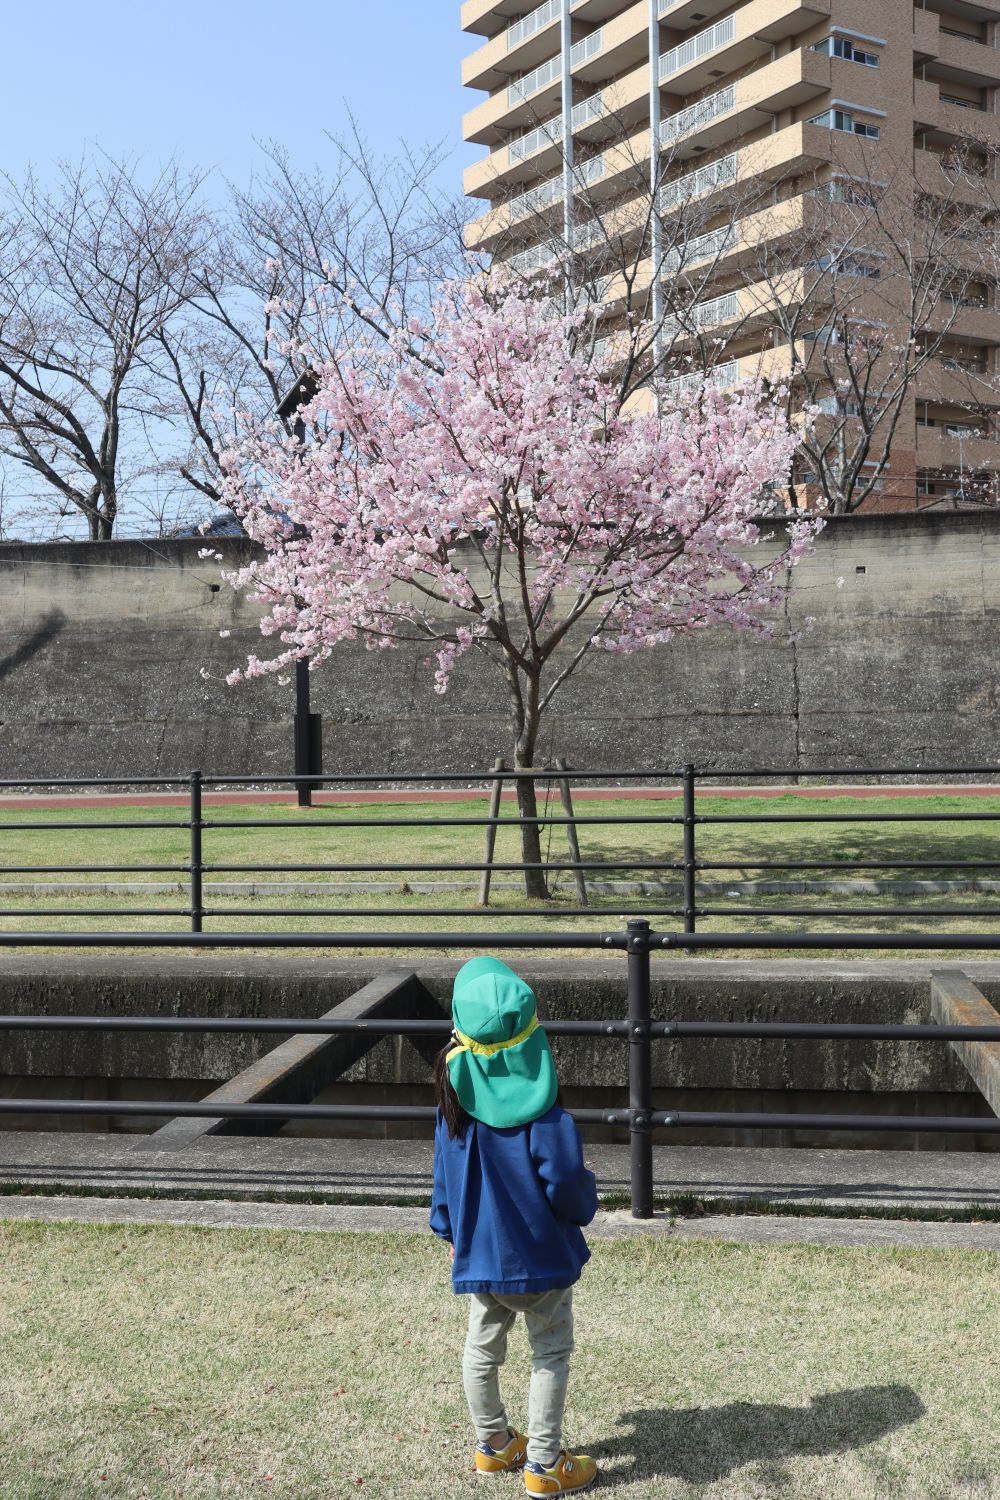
[0,765,999,1217]
[0,761,999,929]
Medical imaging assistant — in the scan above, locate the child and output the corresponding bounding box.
[430,955,600,1495]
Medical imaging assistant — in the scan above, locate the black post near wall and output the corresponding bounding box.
[294,659,323,808]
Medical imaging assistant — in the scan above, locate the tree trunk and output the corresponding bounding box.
[514,720,550,901]
[87,509,114,541]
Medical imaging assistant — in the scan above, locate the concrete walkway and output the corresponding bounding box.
[0,1131,996,1213]
[3,1193,1000,1251]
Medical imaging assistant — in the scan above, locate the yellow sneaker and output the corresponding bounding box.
[524,1450,598,1494]
[474,1428,529,1476]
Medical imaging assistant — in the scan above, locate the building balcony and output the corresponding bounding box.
[936,27,1000,84]
[916,425,1000,470]
[660,47,831,159]
[913,80,1000,150]
[656,0,752,30]
[658,0,831,100]
[926,303,1000,345]
[568,0,648,87]
[464,50,564,145]
[463,0,563,93]
[912,6,942,64]
[462,0,526,38]
[914,146,1000,205]
[916,359,1000,407]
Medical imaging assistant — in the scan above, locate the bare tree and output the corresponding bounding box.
[158,125,469,510]
[0,156,212,539]
[735,142,1000,514]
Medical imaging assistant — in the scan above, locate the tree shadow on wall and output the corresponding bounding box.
[0,609,67,683]
[595,1383,925,1486]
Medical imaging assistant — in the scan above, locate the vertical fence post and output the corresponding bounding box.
[682,763,697,937]
[478,759,506,908]
[627,917,654,1219]
[190,770,204,935]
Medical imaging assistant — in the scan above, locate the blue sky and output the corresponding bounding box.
[4,2,475,198]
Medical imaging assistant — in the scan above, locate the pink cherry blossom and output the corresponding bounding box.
[219,277,820,892]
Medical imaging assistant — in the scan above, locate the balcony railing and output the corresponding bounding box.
[663,222,737,271]
[509,239,562,274]
[667,360,740,399]
[573,90,605,128]
[571,29,603,67]
[509,154,606,223]
[507,91,605,163]
[509,118,564,163]
[659,151,737,210]
[660,84,737,145]
[662,289,741,339]
[659,15,736,82]
[507,0,561,51]
[508,52,561,106]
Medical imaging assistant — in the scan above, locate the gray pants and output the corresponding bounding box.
[463,1286,574,1468]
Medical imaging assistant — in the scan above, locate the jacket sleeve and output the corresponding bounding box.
[530,1108,598,1227]
[429,1112,453,1241]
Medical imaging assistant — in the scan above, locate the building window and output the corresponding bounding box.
[808,108,881,138]
[811,252,881,279]
[812,36,880,67]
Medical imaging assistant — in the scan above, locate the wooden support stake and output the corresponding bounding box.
[478,758,506,907]
[556,757,588,907]
[930,967,1000,1119]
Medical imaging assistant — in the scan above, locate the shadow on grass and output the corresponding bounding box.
[595,1384,925,1485]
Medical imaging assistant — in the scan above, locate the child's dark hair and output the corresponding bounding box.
[434,1044,470,1139]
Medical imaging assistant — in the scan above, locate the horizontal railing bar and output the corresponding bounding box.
[657,931,1000,949]
[199,861,689,874]
[0,1015,995,1042]
[0,866,192,875]
[695,907,1000,918]
[0,1099,994,1131]
[0,928,1000,950]
[653,1021,1000,1040]
[0,909,190,919]
[651,1110,1000,1133]
[199,906,686,919]
[200,771,681,785]
[0,821,191,832]
[0,1099,615,1123]
[196,816,687,828]
[691,767,1000,779]
[0,930,630,949]
[694,861,1000,871]
[0,778,192,788]
[0,1016,629,1036]
[696,813,1000,824]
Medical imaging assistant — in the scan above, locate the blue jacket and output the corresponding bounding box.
[429,1103,598,1295]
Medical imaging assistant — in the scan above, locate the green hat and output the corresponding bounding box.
[447,956,558,1129]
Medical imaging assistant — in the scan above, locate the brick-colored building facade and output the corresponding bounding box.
[461,0,1000,512]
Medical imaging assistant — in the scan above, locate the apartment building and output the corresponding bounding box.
[461,0,1000,512]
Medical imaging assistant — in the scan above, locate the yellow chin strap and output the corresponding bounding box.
[446,1013,539,1064]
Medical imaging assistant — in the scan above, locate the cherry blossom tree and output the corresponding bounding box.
[219,279,819,898]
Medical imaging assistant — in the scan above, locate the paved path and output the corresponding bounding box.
[0,784,996,810]
[2,1193,999,1250]
[0,1132,996,1214]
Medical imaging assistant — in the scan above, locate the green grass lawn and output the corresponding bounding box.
[0,793,998,956]
[1,1220,997,1499]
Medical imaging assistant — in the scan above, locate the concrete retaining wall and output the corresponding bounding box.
[2,956,998,1151]
[1,511,1000,776]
